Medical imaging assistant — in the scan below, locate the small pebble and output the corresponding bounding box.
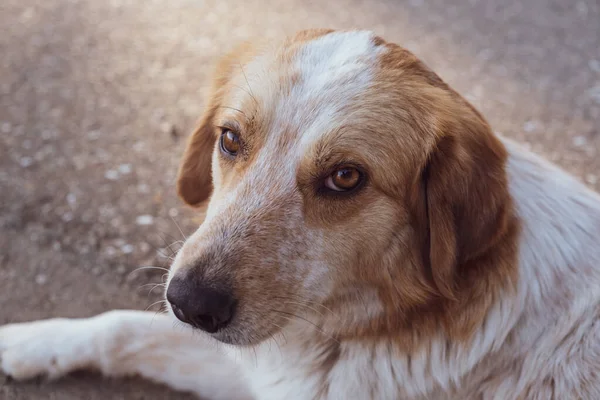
[121,244,134,254]
[118,163,132,174]
[139,242,151,253]
[104,170,119,180]
[61,212,74,222]
[586,174,598,185]
[168,208,179,217]
[138,183,150,193]
[136,215,154,225]
[66,193,77,206]
[87,130,101,140]
[35,273,48,285]
[523,120,537,133]
[104,246,117,257]
[573,136,587,147]
[576,1,588,15]
[1,122,11,133]
[19,157,33,167]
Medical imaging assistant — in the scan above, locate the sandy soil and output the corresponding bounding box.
[1,0,598,398]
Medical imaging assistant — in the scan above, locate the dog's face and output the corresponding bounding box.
[167,30,518,347]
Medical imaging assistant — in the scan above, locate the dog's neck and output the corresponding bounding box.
[231,137,600,399]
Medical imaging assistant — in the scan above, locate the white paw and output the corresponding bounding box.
[0,318,84,380]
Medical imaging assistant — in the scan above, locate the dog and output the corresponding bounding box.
[2,29,600,400]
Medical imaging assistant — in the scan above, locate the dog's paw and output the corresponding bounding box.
[0,318,85,380]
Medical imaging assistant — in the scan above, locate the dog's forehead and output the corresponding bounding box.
[292,30,382,92]
[283,30,384,143]
[232,31,386,149]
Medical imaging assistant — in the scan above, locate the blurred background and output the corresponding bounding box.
[0,0,599,398]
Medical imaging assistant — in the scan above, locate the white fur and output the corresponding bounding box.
[2,138,600,399]
[0,311,250,400]
[292,31,384,149]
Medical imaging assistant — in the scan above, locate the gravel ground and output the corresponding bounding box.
[1,0,599,398]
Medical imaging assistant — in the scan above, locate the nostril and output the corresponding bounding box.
[191,299,236,333]
[166,277,236,333]
[166,290,186,320]
[193,314,220,333]
[170,303,189,324]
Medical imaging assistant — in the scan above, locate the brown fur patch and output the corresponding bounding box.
[317,40,520,350]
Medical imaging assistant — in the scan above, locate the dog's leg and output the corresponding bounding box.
[0,310,252,400]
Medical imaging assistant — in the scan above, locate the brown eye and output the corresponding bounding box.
[325,166,363,192]
[220,129,241,156]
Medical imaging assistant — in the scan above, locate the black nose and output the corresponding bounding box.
[166,277,236,333]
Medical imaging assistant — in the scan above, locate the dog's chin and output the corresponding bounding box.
[210,329,254,346]
[165,309,278,346]
[211,323,280,347]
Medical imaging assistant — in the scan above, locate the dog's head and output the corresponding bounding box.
[166,29,518,347]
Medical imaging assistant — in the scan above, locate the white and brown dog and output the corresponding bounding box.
[2,29,600,400]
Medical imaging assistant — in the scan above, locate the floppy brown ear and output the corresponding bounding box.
[414,105,514,300]
[176,44,254,207]
[177,107,218,207]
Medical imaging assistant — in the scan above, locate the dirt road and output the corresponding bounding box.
[1,0,599,398]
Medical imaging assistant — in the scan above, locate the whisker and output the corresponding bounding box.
[148,284,166,296]
[355,290,372,317]
[271,295,335,315]
[150,301,170,326]
[270,310,339,344]
[145,299,167,311]
[276,326,288,344]
[146,237,175,260]
[156,229,182,245]
[130,265,170,274]
[280,300,325,317]
[230,83,258,106]
[251,337,258,369]
[154,231,181,253]
[170,215,188,241]
[138,282,166,290]
[269,322,286,359]
[152,231,186,261]
[239,62,257,105]
[217,105,248,118]
[128,266,171,281]
[155,233,183,258]
[164,240,184,251]
[138,282,167,297]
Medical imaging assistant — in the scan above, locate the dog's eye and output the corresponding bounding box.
[220,129,241,156]
[325,166,363,192]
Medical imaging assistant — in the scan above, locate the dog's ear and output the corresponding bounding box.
[412,99,513,300]
[177,44,254,207]
[176,105,218,207]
